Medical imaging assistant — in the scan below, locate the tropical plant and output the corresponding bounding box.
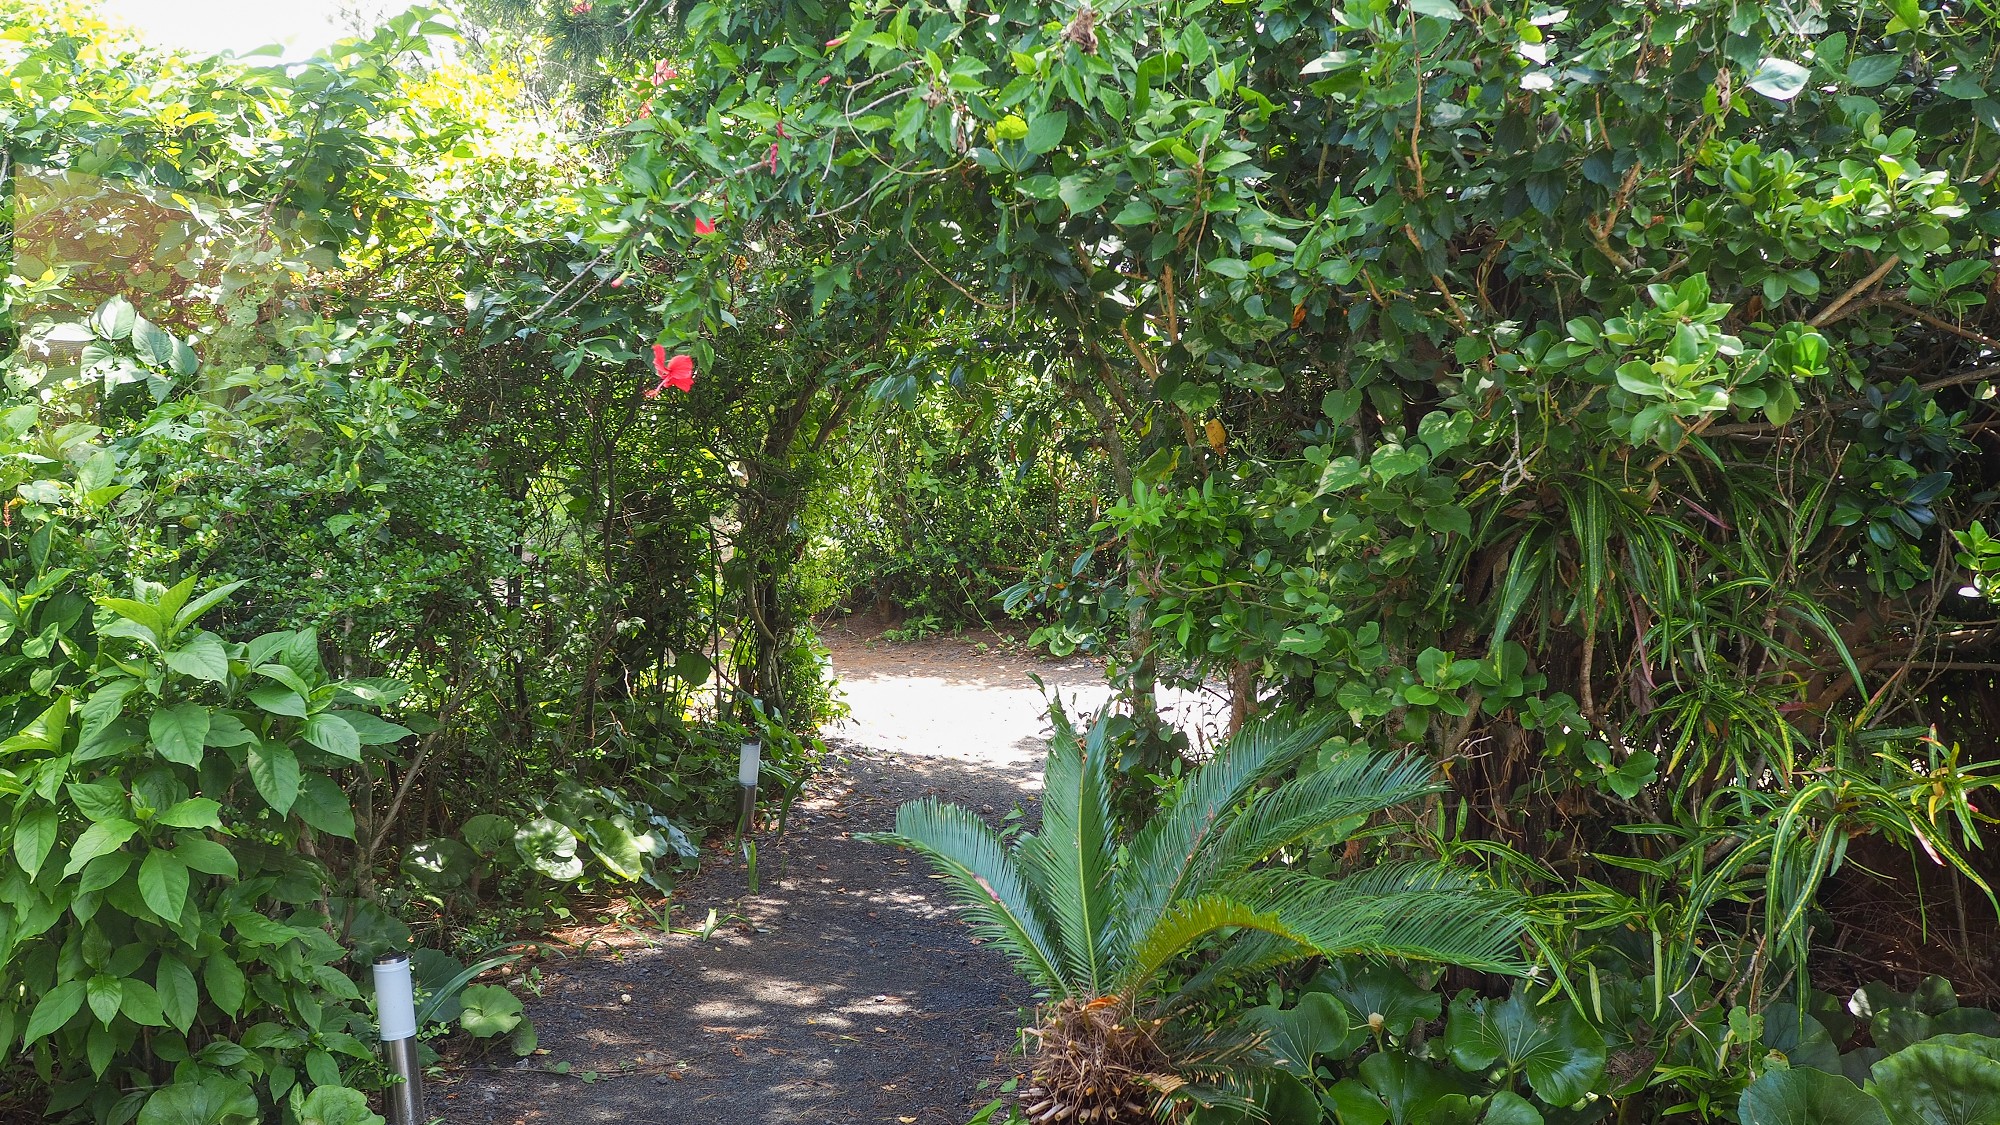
[0,575,409,1123]
[864,711,1524,1122]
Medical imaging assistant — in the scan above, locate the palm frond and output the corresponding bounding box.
[1016,712,1118,994]
[860,798,1071,996]
[1243,864,1529,975]
[1110,712,1335,966]
[1188,750,1440,896]
[1168,930,1321,1008]
[1113,893,1308,999]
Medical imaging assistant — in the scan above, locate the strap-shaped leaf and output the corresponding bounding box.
[860,798,1069,997]
[1015,712,1116,994]
[1113,712,1334,965]
[1115,893,1305,998]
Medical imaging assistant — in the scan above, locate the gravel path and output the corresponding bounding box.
[444,625,1155,1125]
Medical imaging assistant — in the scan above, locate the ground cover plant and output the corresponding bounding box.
[12,0,2000,1120]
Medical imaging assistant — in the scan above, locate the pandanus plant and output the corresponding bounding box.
[862,712,1526,1123]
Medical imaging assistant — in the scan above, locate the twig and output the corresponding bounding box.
[1810,255,1899,327]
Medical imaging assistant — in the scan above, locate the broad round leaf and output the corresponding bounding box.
[1867,1039,2000,1125]
[1741,1066,1887,1125]
[1244,991,1364,1075]
[1315,961,1440,1037]
[1443,989,1606,1106]
[458,983,525,1037]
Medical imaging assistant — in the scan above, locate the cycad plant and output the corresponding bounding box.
[862,712,1525,1123]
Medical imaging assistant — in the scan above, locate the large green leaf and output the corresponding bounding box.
[138,849,190,923]
[62,818,139,877]
[513,817,584,881]
[1867,1037,2000,1125]
[1443,989,1606,1106]
[163,633,229,684]
[1313,961,1440,1038]
[303,713,361,760]
[1356,1050,1474,1125]
[14,805,57,878]
[1243,991,1364,1075]
[157,956,199,1033]
[24,980,85,1044]
[249,741,301,815]
[136,1076,259,1125]
[1740,1066,1888,1125]
[581,818,645,881]
[149,703,210,766]
[458,983,525,1037]
[297,1086,386,1125]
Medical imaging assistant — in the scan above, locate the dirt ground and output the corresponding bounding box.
[446,624,1205,1125]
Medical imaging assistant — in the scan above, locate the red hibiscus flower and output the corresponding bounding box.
[695,218,716,235]
[766,143,780,173]
[646,346,696,397]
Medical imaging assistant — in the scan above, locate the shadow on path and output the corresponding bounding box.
[446,740,1038,1125]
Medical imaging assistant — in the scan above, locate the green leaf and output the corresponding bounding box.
[157,956,199,1033]
[138,849,189,923]
[149,703,211,767]
[136,1076,259,1125]
[86,973,124,1026]
[326,710,412,745]
[1057,173,1111,214]
[90,297,137,341]
[248,742,301,816]
[205,952,247,1016]
[1940,73,1986,101]
[173,837,239,878]
[163,633,229,684]
[1409,0,1462,19]
[24,980,85,1044]
[157,798,222,829]
[1747,58,1810,101]
[15,806,57,879]
[1024,111,1068,154]
[172,580,244,631]
[1482,1091,1545,1125]
[1316,961,1440,1037]
[298,1086,386,1125]
[230,910,303,945]
[303,713,360,760]
[1847,54,1902,88]
[582,818,646,881]
[459,984,525,1037]
[1244,992,1363,1076]
[63,818,139,877]
[119,979,165,1027]
[132,318,176,367]
[248,685,309,718]
[294,775,355,838]
[1741,1065,1888,1125]
[513,817,583,881]
[1443,989,1606,1105]
[1867,1037,2000,1125]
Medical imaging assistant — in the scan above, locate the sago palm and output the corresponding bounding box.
[862,711,1525,1123]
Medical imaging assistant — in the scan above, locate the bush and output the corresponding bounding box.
[0,576,403,1123]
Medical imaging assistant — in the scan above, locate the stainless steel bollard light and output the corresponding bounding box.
[737,737,762,838]
[373,953,424,1125]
